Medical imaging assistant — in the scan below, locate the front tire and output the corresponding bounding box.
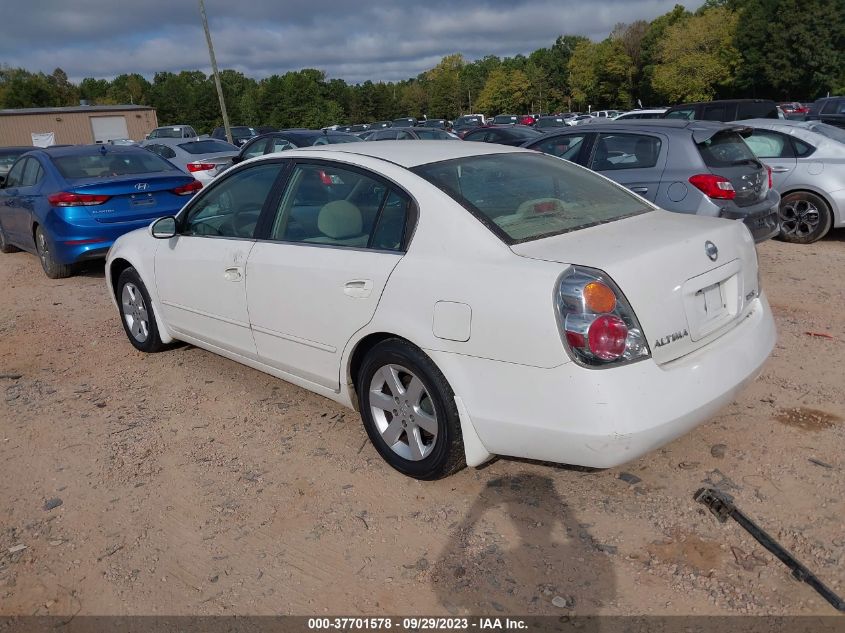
[116,267,167,353]
[35,226,74,278]
[778,192,832,244]
[357,338,465,480]
[0,224,20,253]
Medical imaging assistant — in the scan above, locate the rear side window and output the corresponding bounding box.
[21,158,44,186]
[697,132,757,167]
[702,104,729,121]
[178,140,236,154]
[270,163,410,251]
[413,152,649,244]
[531,134,587,162]
[591,133,662,170]
[53,151,178,179]
[744,130,793,158]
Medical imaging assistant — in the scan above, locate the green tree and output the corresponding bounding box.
[79,77,110,103]
[475,68,530,114]
[651,6,740,102]
[567,40,597,109]
[426,54,464,118]
[638,4,690,104]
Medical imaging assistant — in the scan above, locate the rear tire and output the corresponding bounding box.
[357,338,465,480]
[0,224,20,253]
[116,267,167,353]
[35,225,74,278]
[778,192,832,244]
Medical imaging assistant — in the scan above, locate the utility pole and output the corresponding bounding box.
[199,0,232,144]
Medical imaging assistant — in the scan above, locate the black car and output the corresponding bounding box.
[462,125,542,146]
[492,114,519,125]
[233,130,361,163]
[392,118,418,128]
[534,116,571,130]
[452,115,485,137]
[663,99,778,122]
[806,96,845,129]
[210,126,259,146]
[0,147,34,185]
[419,119,449,130]
[369,121,393,129]
[365,128,458,141]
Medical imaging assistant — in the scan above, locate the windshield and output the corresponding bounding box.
[413,152,649,244]
[230,127,257,139]
[456,117,482,127]
[807,122,845,145]
[414,129,453,140]
[178,140,236,154]
[53,151,177,179]
[494,115,518,124]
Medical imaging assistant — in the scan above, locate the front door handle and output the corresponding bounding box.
[223,266,243,282]
[344,279,373,298]
[630,186,648,194]
[770,166,791,173]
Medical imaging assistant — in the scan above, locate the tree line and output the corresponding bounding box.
[1,0,842,134]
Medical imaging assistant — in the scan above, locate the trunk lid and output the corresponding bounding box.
[511,210,760,364]
[696,128,770,207]
[65,173,195,223]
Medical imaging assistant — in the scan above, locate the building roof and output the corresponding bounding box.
[0,105,154,117]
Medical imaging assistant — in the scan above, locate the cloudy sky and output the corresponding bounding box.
[3,0,703,84]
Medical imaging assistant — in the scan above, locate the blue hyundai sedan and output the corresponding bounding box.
[0,145,201,278]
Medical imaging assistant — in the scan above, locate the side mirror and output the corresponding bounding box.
[150,216,177,239]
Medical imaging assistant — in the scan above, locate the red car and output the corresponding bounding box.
[779,102,809,115]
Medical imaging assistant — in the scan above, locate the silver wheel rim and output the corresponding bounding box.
[780,197,820,237]
[368,364,438,461]
[121,282,150,343]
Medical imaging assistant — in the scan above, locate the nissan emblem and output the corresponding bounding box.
[705,240,718,262]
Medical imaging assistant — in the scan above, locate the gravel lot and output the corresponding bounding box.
[0,233,843,617]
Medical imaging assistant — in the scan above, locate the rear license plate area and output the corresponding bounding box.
[683,259,743,341]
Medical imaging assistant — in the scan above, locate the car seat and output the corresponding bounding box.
[304,200,369,247]
[633,138,658,167]
[592,139,614,171]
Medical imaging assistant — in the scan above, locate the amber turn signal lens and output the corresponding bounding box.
[583,281,616,313]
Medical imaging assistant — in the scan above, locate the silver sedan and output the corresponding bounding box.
[742,119,845,243]
[140,138,239,186]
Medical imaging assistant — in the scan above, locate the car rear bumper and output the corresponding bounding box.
[719,191,780,242]
[427,294,776,469]
[44,213,157,265]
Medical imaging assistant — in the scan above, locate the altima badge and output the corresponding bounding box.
[705,240,718,262]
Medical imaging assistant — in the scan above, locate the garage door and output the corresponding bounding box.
[90,116,129,143]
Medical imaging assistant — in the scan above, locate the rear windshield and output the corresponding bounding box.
[413,152,649,244]
[178,140,236,154]
[697,131,758,167]
[52,151,177,179]
[494,115,518,124]
[456,117,482,127]
[806,122,845,144]
[151,128,185,138]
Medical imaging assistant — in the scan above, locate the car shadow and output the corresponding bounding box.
[76,260,106,278]
[430,473,616,619]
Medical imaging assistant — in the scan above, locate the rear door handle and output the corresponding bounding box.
[770,166,791,173]
[630,186,648,194]
[344,279,373,298]
[224,266,243,282]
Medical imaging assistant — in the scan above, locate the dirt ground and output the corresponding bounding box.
[1,232,843,618]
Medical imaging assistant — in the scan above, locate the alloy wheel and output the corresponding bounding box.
[121,282,150,343]
[780,198,820,238]
[368,364,438,461]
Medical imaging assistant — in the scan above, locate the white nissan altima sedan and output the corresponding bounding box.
[105,141,776,479]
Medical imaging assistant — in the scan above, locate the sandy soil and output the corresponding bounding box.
[0,233,843,618]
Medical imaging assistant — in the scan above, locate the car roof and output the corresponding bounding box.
[283,140,528,168]
[144,137,232,146]
[39,144,153,157]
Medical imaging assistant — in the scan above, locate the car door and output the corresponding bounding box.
[246,160,412,390]
[743,129,797,189]
[588,131,666,202]
[0,158,29,243]
[154,161,286,359]
[1,157,44,244]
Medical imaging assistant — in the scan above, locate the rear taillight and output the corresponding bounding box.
[48,192,111,207]
[171,180,202,196]
[556,266,650,367]
[689,174,736,200]
[187,162,215,172]
[765,164,773,189]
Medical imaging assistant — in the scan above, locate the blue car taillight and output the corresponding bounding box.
[555,266,650,367]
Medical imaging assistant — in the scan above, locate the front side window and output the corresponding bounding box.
[591,133,662,171]
[413,152,649,244]
[181,163,282,238]
[269,163,409,251]
[531,134,587,162]
[744,130,793,158]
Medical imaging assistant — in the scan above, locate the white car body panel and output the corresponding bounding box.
[106,142,776,471]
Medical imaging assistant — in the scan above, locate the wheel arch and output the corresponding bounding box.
[108,257,134,302]
[346,332,408,411]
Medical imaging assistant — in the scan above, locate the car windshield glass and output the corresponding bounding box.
[178,140,236,154]
[52,151,177,179]
[415,129,451,140]
[456,117,482,126]
[153,128,184,138]
[327,135,361,144]
[0,152,26,168]
[807,122,845,144]
[494,116,517,124]
[697,131,757,166]
[413,152,649,244]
